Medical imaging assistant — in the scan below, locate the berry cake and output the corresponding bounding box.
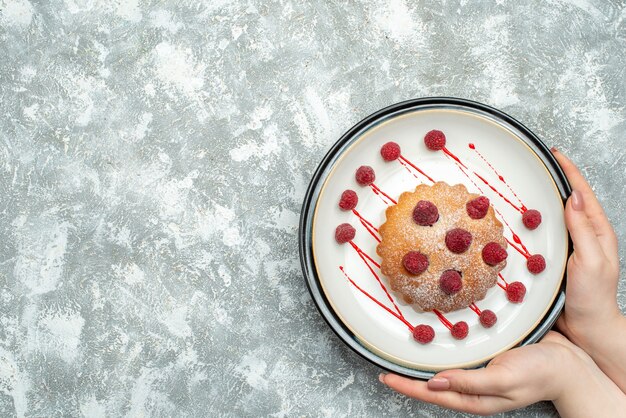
[376,182,508,312]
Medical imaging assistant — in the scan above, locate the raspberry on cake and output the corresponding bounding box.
[377,182,508,313]
[412,200,439,226]
[439,270,462,295]
[466,196,490,219]
[482,242,508,266]
[445,228,472,253]
[402,251,429,275]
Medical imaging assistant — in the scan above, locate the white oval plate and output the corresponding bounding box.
[305,99,569,373]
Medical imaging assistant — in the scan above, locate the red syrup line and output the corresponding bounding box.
[473,172,524,214]
[442,147,468,169]
[369,185,390,205]
[432,309,453,330]
[397,159,420,181]
[469,143,527,212]
[348,241,406,320]
[370,183,397,205]
[339,266,413,331]
[497,273,508,290]
[469,303,482,316]
[352,209,381,243]
[439,147,484,193]
[457,162,484,193]
[493,207,531,256]
[349,241,381,269]
[398,155,436,183]
[505,238,530,259]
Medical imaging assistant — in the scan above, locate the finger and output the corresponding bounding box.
[552,148,617,254]
[432,365,513,396]
[381,373,509,415]
[541,329,570,346]
[564,192,604,261]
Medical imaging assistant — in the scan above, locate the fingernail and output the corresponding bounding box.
[551,146,558,153]
[571,190,584,211]
[378,373,386,384]
[427,377,450,390]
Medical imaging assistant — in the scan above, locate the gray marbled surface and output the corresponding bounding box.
[0,0,624,417]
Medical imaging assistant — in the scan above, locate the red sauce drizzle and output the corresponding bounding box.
[432,309,453,330]
[370,183,397,205]
[442,147,468,169]
[349,241,405,320]
[492,206,531,256]
[505,238,530,259]
[457,163,484,193]
[493,207,529,248]
[397,159,420,181]
[469,143,527,212]
[440,147,483,193]
[349,241,381,269]
[473,172,524,214]
[398,155,436,183]
[339,266,413,331]
[469,303,482,316]
[352,209,381,242]
[497,273,509,290]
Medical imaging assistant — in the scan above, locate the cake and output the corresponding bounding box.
[376,182,508,313]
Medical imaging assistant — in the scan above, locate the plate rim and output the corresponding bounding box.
[298,96,572,379]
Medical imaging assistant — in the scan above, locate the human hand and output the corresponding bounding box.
[551,148,622,348]
[380,331,626,416]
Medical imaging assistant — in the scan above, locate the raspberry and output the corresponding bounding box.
[506,281,526,303]
[482,242,508,265]
[335,223,355,244]
[445,228,473,253]
[403,251,429,275]
[412,200,439,226]
[451,321,469,339]
[412,324,435,344]
[439,270,463,295]
[527,254,546,274]
[522,209,542,230]
[355,166,375,186]
[381,141,401,161]
[338,189,358,211]
[479,310,497,328]
[424,130,446,151]
[466,196,490,219]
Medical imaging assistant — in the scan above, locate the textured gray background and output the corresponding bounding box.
[0,0,624,417]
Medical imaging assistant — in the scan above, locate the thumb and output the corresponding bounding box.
[429,366,510,396]
[564,190,603,260]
